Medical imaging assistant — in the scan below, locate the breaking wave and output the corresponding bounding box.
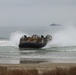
[45,23,76,48]
[0,23,76,48]
[0,31,27,47]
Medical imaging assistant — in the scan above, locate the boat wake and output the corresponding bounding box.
[45,23,76,48]
[0,23,76,49]
[0,31,27,47]
[0,40,13,46]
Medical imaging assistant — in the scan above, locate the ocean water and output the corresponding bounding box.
[0,24,76,64]
[0,43,76,64]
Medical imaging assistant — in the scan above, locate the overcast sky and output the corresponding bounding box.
[0,0,76,27]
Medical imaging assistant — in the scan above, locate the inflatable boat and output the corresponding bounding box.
[19,34,52,49]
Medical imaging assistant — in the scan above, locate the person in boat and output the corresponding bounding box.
[24,35,28,41]
[41,35,44,38]
[19,34,52,49]
[40,35,45,43]
[20,34,52,44]
[22,34,40,43]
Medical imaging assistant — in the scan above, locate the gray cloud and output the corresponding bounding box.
[0,0,76,6]
[0,0,76,27]
[0,0,76,37]
[0,0,76,5]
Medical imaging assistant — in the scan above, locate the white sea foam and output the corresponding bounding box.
[45,23,76,48]
[0,23,76,48]
[9,31,26,47]
[0,31,28,47]
[0,40,12,46]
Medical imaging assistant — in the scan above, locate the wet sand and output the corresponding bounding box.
[1,63,76,70]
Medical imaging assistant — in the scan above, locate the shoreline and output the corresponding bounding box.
[1,62,76,68]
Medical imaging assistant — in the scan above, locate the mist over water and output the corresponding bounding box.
[10,31,26,47]
[0,23,76,48]
[0,23,76,64]
[45,23,76,48]
[0,31,27,47]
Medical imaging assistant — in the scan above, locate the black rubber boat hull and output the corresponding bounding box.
[19,42,47,49]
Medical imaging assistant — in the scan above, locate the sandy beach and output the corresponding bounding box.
[0,63,76,75]
[1,63,76,70]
